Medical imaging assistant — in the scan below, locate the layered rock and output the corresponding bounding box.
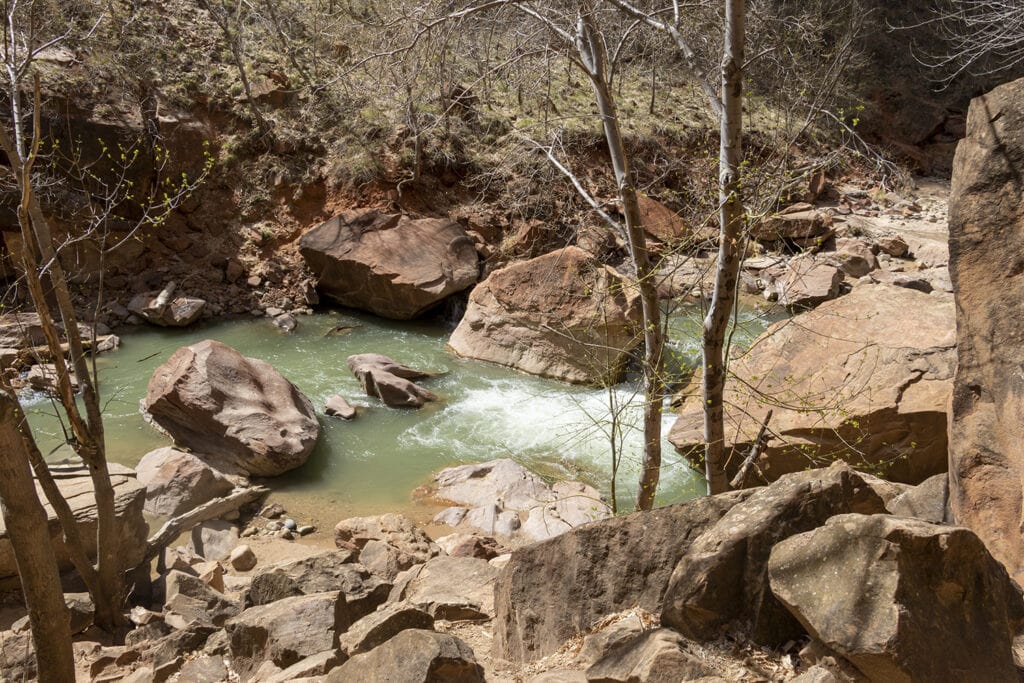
[431,459,612,544]
[390,556,498,620]
[772,256,844,309]
[325,629,484,683]
[670,284,955,484]
[948,76,1024,584]
[142,340,320,477]
[135,447,234,517]
[769,514,1024,682]
[347,354,438,409]
[448,246,642,385]
[299,209,479,320]
[492,490,751,662]
[0,463,147,586]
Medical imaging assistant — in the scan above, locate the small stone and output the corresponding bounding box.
[229,545,257,572]
[298,525,315,536]
[284,518,298,531]
[241,526,259,538]
[246,275,262,287]
[261,503,286,519]
[278,529,294,540]
[266,521,283,532]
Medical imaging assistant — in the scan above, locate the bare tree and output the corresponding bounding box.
[915,0,1024,85]
[0,393,75,682]
[0,1,210,632]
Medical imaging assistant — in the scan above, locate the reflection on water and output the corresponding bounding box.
[20,304,774,524]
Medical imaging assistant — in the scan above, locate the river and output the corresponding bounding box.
[20,305,774,529]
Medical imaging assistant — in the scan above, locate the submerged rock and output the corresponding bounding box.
[449,246,642,385]
[299,209,479,320]
[347,354,438,409]
[142,339,320,477]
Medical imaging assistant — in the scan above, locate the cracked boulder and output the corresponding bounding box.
[299,209,479,320]
[669,284,955,484]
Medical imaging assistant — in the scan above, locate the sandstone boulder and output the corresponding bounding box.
[752,206,832,243]
[493,490,751,663]
[0,463,147,587]
[773,256,844,309]
[247,551,389,620]
[325,629,484,683]
[128,282,206,327]
[334,513,442,578]
[227,591,351,676]
[948,76,1024,584]
[661,463,889,646]
[449,246,642,385]
[585,629,716,683]
[389,556,498,620]
[769,514,1024,682]
[135,447,234,517]
[669,285,955,485]
[142,340,320,477]
[347,354,438,408]
[299,209,479,320]
[886,473,947,523]
[637,195,691,245]
[338,602,435,656]
[431,459,613,544]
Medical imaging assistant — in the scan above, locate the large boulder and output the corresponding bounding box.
[449,246,642,385]
[142,340,320,477]
[128,287,206,327]
[226,591,351,676]
[325,629,484,683]
[772,256,844,309]
[247,551,390,620]
[135,447,234,517]
[769,514,1024,682]
[299,209,479,320]
[948,76,1024,584]
[0,463,147,587]
[660,463,890,646]
[389,556,498,620]
[346,354,438,409]
[493,490,752,663]
[670,284,955,485]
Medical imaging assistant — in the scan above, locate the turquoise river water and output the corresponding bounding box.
[20,306,773,528]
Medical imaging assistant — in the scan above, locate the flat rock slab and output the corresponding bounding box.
[670,284,955,485]
[0,462,147,586]
[391,556,498,620]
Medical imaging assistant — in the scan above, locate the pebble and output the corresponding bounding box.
[297,525,315,536]
[277,529,294,540]
[284,518,297,531]
[266,521,283,532]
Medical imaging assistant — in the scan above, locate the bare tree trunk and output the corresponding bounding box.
[0,79,126,630]
[573,10,665,511]
[702,0,745,495]
[0,393,75,683]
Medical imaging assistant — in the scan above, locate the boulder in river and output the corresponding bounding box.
[669,284,955,485]
[128,282,206,327]
[142,340,320,477]
[299,209,479,320]
[948,76,1024,585]
[448,246,642,385]
[347,353,438,408]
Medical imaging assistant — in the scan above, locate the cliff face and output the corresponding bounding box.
[948,76,1024,585]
